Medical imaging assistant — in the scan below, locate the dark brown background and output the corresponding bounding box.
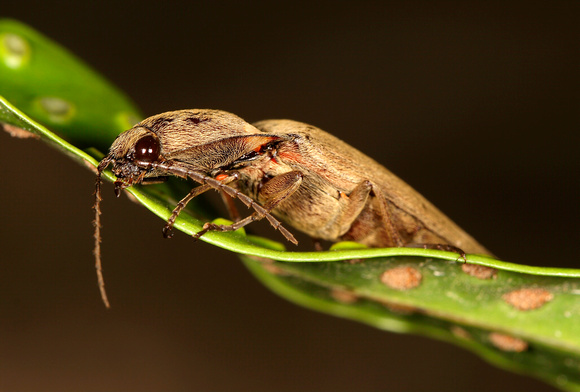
[1,1,578,391]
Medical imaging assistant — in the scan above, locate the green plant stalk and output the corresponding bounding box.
[243,258,580,392]
[1,19,579,391]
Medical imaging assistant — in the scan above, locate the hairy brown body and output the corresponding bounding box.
[98,109,490,256]
[249,119,490,254]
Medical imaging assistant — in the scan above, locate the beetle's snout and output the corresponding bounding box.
[112,160,141,179]
[108,159,147,195]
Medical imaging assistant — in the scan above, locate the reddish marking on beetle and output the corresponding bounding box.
[215,174,228,181]
[277,151,302,163]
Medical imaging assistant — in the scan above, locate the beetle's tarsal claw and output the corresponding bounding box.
[114,181,124,197]
[162,225,174,238]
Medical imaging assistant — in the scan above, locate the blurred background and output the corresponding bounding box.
[0,1,577,391]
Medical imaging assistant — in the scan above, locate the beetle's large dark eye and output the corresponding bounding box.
[133,135,160,162]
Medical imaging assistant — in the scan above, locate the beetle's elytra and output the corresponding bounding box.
[94,109,491,306]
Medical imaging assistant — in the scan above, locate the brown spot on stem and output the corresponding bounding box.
[255,259,289,276]
[380,300,418,315]
[503,288,553,311]
[261,263,287,275]
[450,326,472,340]
[489,332,528,352]
[461,263,497,279]
[245,255,273,263]
[330,288,358,304]
[244,256,289,275]
[1,123,39,139]
[380,266,422,290]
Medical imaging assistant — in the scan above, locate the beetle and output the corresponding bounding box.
[94,109,491,306]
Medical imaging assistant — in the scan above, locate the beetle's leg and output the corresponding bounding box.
[334,181,373,235]
[371,186,406,247]
[416,243,467,262]
[350,183,465,257]
[163,183,212,238]
[193,211,297,245]
[140,177,169,185]
[257,171,303,207]
[334,180,404,247]
[193,171,303,244]
[137,161,298,244]
[219,191,240,222]
[429,244,467,262]
[163,173,241,238]
[371,186,466,258]
[312,239,324,251]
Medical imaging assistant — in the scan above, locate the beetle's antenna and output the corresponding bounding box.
[94,158,112,308]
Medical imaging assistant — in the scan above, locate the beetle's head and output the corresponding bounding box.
[92,109,275,307]
[98,109,255,195]
[97,125,163,196]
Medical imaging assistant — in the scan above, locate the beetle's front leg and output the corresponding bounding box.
[193,171,303,243]
[163,174,239,238]
[162,183,212,238]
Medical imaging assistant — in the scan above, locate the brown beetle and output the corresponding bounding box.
[95,109,491,306]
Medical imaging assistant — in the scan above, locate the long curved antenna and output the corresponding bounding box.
[93,158,112,308]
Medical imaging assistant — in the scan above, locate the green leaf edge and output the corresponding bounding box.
[2,94,579,277]
[4,95,580,391]
[243,258,580,392]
